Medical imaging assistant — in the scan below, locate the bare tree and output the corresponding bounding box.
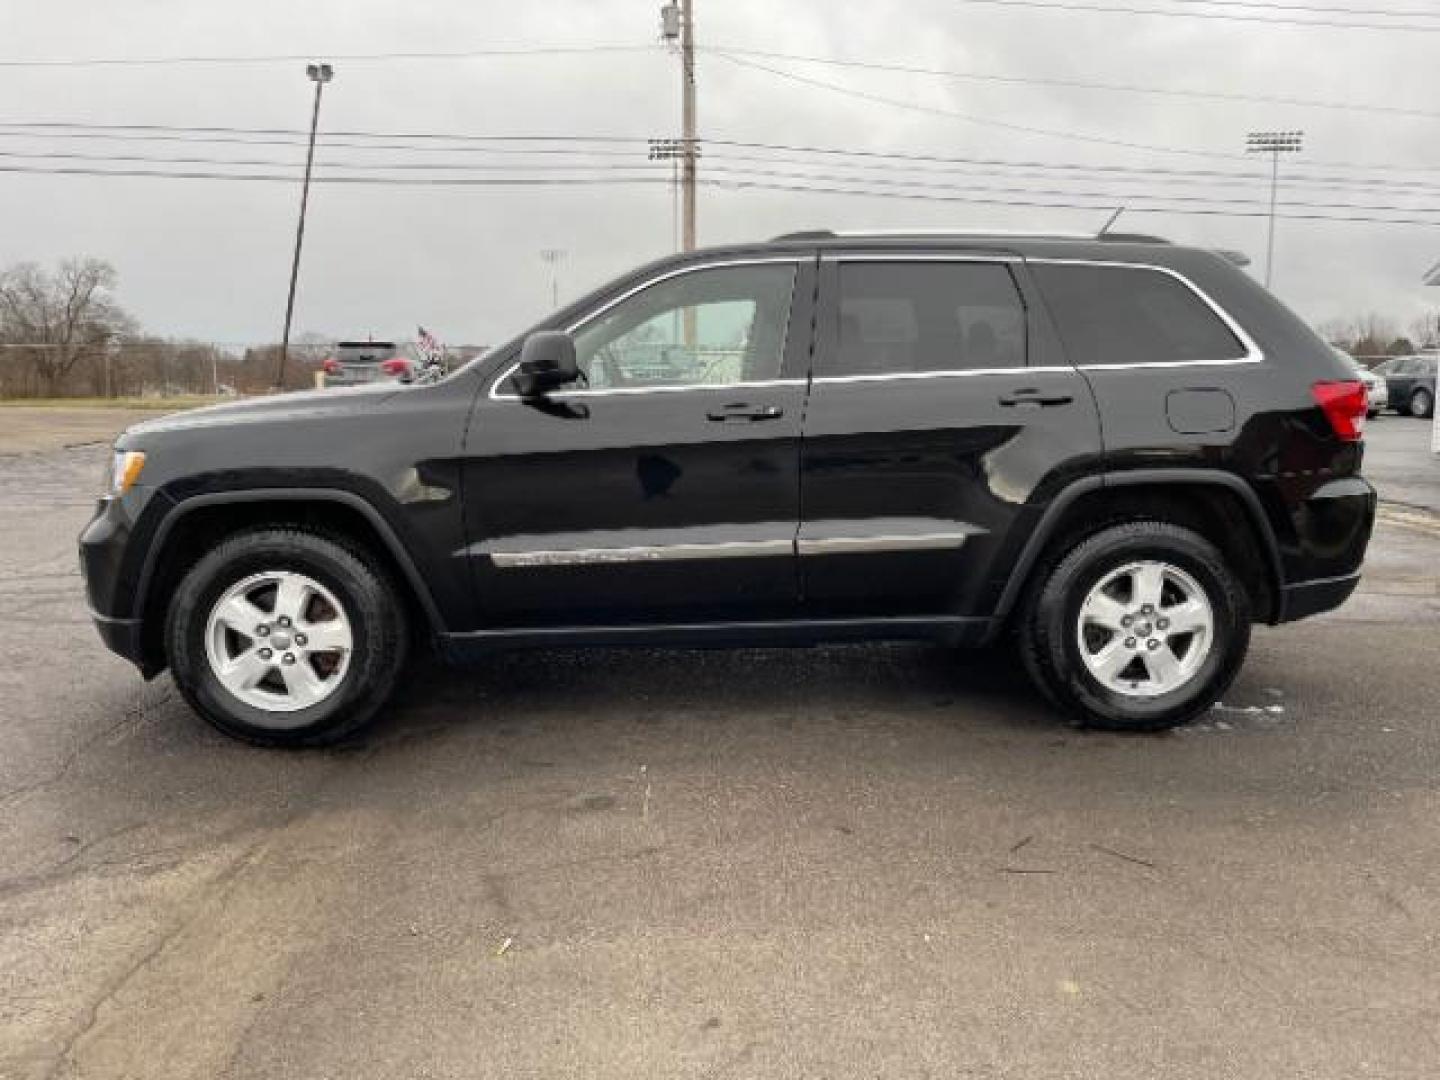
[0,259,135,397]
[1409,312,1440,352]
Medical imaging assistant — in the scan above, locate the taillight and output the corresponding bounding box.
[1312,380,1367,442]
[380,357,412,377]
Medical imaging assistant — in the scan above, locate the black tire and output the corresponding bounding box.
[165,528,408,746]
[1410,388,1434,419]
[1018,521,1250,732]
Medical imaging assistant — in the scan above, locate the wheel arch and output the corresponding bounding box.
[135,489,445,672]
[991,469,1285,633]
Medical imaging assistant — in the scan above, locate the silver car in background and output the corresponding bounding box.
[321,340,416,386]
[1335,347,1388,418]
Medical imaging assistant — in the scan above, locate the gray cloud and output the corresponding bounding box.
[2,0,1437,347]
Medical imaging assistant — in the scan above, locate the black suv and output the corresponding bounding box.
[80,231,1376,746]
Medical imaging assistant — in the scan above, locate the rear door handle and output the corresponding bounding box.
[707,403,785,422]
[998,389,1073,408]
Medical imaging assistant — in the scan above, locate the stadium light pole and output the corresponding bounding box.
[1245,130,1303,289]
[275,62,333,390]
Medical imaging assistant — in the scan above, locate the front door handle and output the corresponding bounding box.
[998,389,1074,408]
[707,403,785,422]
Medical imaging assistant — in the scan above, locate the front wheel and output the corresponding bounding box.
[1018,521,1250,732]
[166,528,408,746]
[1410,387,1434,419]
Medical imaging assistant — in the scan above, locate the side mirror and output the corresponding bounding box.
[512,331,579,397]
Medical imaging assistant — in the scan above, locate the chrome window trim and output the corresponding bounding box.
[488,256,806,402]
[813,365,1072,386]
[1025,257,1265,369]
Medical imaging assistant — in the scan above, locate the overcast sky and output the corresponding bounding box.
[2,0,1437,347]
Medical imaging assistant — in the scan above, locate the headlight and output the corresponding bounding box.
[105,450,147,496]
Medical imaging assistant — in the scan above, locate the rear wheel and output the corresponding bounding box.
[166,528,408,746]
[1019,521,1250,732]
[1410,387,1434,419]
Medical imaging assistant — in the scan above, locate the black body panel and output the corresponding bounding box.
[78,234,1376,673]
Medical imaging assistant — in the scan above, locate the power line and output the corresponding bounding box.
[711,55,1440,176]
[949,0,1440,31]
[8,145,1440,197]
[4,159,1438,225]
[712,52,1256,163]
[700,176,1440,227]
[705,46,1440,121]
[0,44,659,69]
[1070,0,1440,16]
[0,121,651,144]
[7,118,1440,178]
[0,163,677,186]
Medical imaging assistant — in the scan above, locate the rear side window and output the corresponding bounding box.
[1032,263,1247,367]
[833,262,1027,376]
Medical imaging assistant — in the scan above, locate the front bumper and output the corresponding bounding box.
[89,609,146,665]
[79,488,166,673]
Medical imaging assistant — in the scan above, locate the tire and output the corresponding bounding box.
[166,527,408,746]
[1410,388,1434,419]
[1018,521,1250,732]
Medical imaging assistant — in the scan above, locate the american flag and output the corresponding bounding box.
[417,325,443,364]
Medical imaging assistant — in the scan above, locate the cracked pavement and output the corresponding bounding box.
[1,409,1438,1079]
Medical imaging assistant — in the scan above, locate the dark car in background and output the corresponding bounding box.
[81,231,1376,747]
[321,340,415,386]
[1375,353,1437,418]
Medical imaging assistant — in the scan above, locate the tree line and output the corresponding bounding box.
[5,256,1434,398]
[1318,312,1440,361]
[0,258,324,399]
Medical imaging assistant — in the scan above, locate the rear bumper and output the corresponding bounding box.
[1275,571,1361,623]
[1271,475,1375,623]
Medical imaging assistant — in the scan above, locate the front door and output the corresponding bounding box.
[463,257,814,628]
[799,253,1101,618]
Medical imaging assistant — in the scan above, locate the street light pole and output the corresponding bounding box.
[275,62,333,390]
[1245,130,1303,289]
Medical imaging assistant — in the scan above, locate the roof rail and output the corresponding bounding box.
[769,228,1171,243]
[1095,232,1171,244]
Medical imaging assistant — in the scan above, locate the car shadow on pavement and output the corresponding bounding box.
[370,642,1060,750]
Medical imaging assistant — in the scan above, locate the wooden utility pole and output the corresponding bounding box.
[680,0,696,253]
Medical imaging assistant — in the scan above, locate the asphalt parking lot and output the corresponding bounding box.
[2,407,1438,1079]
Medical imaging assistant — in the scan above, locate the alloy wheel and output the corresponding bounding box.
[1075,560,1214,697]
[204,570,354,716]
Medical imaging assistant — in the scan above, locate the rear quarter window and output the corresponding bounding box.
[1032,263,1248,367]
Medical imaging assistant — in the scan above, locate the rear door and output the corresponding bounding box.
[462,257,814,628]
[798,253,1102,618]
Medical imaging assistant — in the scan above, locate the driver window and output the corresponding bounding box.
[573,263,796,390]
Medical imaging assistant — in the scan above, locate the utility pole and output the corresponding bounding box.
[540,248,567,310]
[275,62,333,390]
[680,0,696,252]
[1245,130,1303,289]
[660,2,697,251]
